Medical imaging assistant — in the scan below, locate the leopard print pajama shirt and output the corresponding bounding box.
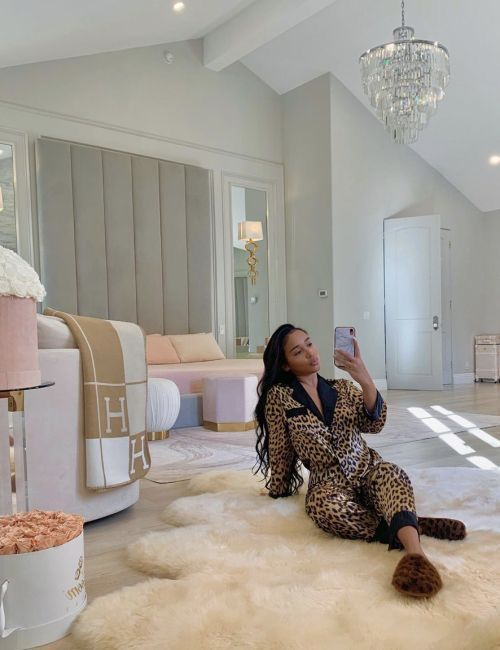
[264,378,418,547]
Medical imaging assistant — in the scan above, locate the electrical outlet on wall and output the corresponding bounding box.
[465,361,470,370]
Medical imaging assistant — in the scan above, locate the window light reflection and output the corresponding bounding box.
[420,418,450,434]
[407,407,432,419]
[406,404,500,467]
[438,433,475,455]
[430,405,453,415]
[466,456,498,470]
[447,414,476,428]
[467,428,500,448]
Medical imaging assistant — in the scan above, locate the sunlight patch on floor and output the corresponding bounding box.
[466,456,499,470]
[407,405,499,469]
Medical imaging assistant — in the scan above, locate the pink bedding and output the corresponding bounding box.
[148,358,264,394]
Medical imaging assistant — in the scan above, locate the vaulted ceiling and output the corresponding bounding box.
[2,0,499,211]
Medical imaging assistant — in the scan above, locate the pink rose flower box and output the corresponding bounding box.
[0,296,41,390]
[0,510,86,649]
[0,247,46,391]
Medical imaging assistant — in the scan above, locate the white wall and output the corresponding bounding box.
[2,37,487,376]
[0,39,285,354]
[481,209,500,333]
[282,75,334,372]
[282,71,488,382]
[0,40,282,163]
[328,73,486,379]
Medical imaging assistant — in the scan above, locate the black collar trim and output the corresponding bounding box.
[290,375,337,426]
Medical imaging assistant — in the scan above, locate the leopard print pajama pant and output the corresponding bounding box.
[305,461,417,547]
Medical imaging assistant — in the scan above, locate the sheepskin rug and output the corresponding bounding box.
[73,467,500,650]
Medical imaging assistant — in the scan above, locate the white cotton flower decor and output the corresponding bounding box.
[0,245,46,301]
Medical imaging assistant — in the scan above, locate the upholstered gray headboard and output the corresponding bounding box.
[36,138,213,334]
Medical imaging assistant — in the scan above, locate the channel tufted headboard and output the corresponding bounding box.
[36,137,213,334]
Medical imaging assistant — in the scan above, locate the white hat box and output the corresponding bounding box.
[0,532,86,649]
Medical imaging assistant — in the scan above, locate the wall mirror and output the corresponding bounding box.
[231,185,269,358]
[220,171,286,360]
[0,144,16,251]
[0,129,33,264]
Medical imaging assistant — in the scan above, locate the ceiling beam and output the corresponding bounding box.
[203,0,338,71]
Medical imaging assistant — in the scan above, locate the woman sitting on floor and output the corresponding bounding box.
[254,323,466,598]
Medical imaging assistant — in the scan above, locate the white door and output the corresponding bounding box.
[384,215,443,390]
[441,230,453,384]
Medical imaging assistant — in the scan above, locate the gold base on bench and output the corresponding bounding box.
[148,430,170,441]
[203,420,256,432]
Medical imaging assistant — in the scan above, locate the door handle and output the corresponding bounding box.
[433,316,439,331]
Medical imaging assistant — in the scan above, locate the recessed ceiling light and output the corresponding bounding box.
[489,155,500,166]
[173,1,185,12]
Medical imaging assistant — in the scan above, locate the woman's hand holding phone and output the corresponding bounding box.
[334,338,362,381]
[334,338,370,386]
[334,338,378,412]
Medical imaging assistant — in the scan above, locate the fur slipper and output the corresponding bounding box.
[418,516,466,540]
[392,553,443,599]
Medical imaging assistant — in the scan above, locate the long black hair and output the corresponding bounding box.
[253,323,306,496]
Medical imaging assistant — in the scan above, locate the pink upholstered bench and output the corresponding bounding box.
[202,375,258,432]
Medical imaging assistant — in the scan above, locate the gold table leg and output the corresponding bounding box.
[147,430,170,442]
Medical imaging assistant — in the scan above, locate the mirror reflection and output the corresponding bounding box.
[231,185,269,358]
[0,144,16,251]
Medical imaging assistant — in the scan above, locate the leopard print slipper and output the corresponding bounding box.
[418,517,466,540]
[392,553,443,599]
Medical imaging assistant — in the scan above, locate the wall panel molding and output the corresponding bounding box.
[0,98,282,166]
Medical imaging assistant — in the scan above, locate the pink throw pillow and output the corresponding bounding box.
[146,334,181,364]
[169,333,225,362]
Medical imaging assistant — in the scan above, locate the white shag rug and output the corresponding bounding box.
[73,467,500,650]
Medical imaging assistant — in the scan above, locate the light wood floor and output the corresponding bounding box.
[44,383,500,649]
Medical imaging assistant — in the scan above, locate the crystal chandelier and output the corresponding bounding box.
[359,0,450,144]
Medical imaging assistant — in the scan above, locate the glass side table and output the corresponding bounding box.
[0,381,55,515]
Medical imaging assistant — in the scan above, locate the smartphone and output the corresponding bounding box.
[334,326,356,357]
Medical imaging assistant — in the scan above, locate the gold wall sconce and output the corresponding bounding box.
[238,221,263,285]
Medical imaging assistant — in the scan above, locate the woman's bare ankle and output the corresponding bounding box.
[404,545,425,557]
[397,525,424,556]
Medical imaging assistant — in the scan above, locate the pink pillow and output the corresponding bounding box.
[146,334,181,364]
[169,333,225,362]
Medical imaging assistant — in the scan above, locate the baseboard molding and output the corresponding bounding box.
[453,373,475,385]
[375,375,475,388]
